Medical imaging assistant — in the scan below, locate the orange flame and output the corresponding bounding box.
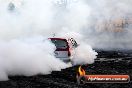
[78,66,86,76]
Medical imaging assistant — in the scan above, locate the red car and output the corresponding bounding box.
[49,38,78,62]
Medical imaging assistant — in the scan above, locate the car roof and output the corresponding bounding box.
[49,38,67,40]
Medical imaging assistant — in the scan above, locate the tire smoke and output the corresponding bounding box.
[0,0,98,81]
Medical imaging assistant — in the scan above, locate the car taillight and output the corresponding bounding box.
[68,49,71,56]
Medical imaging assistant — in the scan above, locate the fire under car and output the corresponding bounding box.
[49,38,78,62]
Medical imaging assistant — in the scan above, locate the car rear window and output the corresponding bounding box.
[51,39,68,49]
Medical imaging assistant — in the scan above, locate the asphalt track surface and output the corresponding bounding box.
[0,50,132,88]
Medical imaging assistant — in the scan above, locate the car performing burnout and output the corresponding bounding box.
[49,38,78,62]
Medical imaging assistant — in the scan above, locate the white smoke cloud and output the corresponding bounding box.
[0,0,98,81]
[0,36,70,81]
[0,0,56,39]
[72,43,98,65]
[52,0,132,50]
[3,0,132,80]
[82,0,132,49]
